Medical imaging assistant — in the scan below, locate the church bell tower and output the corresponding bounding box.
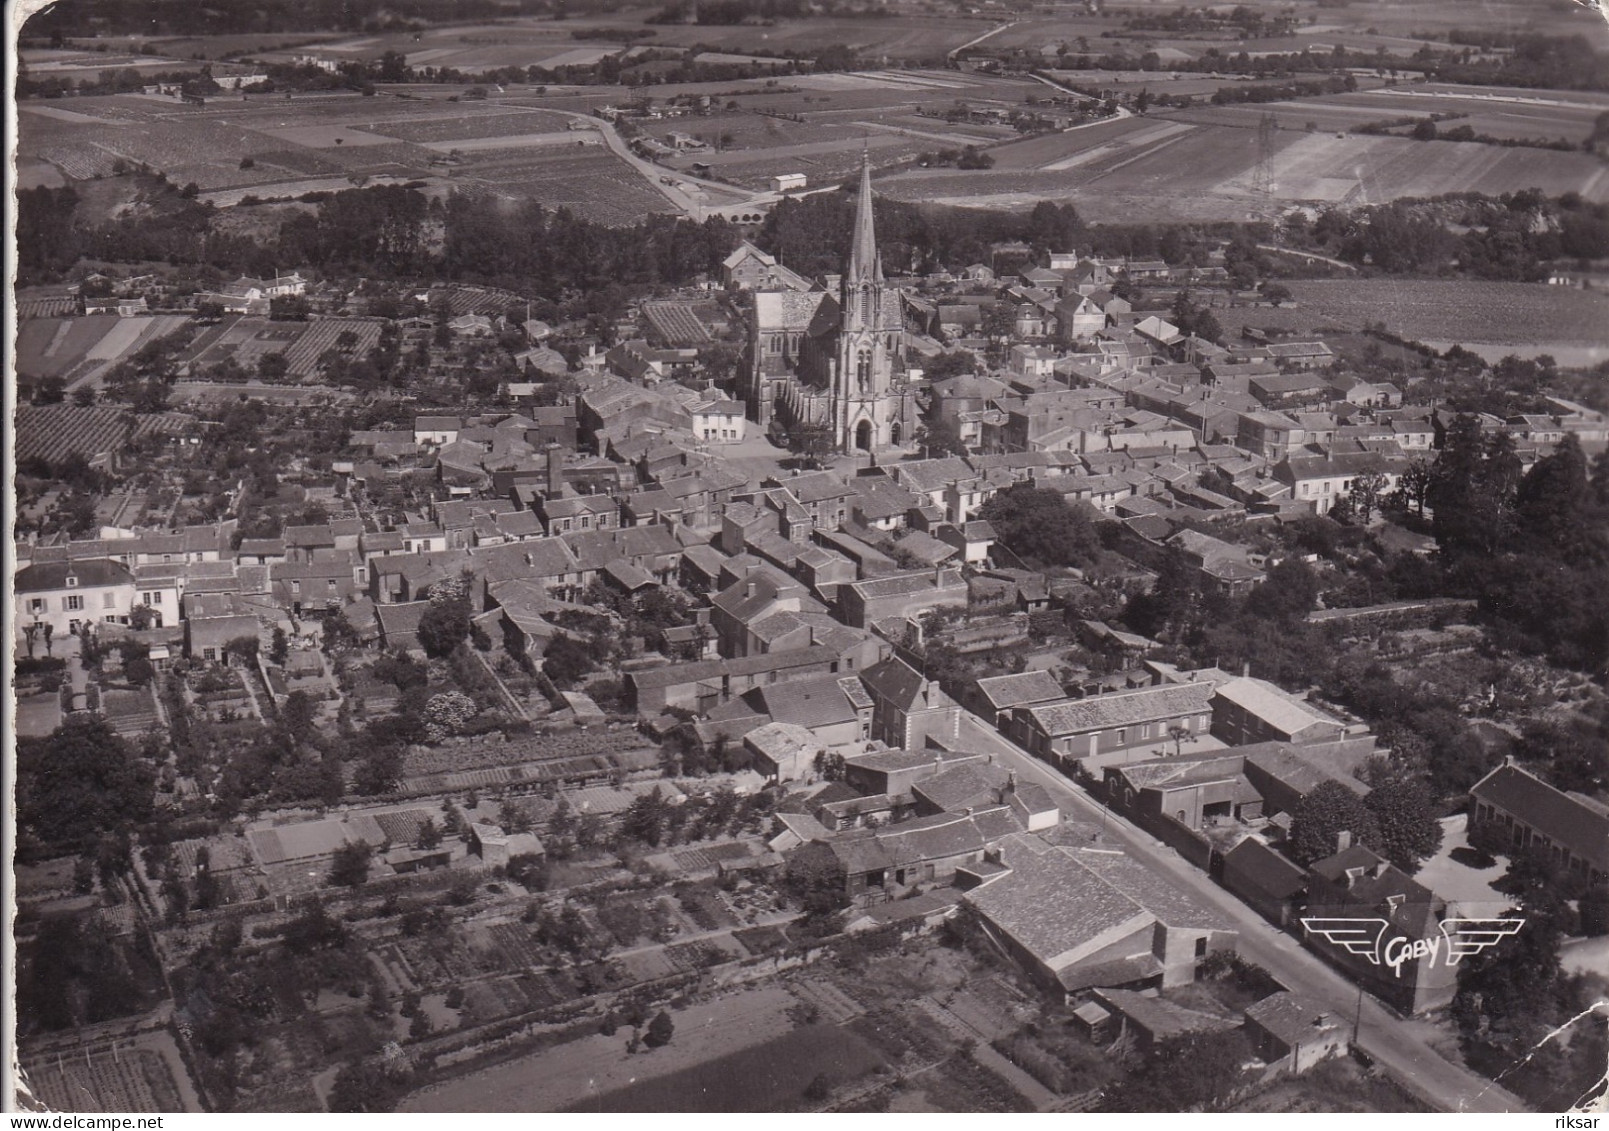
[834,153,901,453]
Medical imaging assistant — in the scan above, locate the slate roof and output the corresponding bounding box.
[858,656,929,711]
[16,559,134,591]
[753,289,831,332]
[1307,844,1444,936]
[1470,763,1609,871]
[1243,991,1343,1047]
[912,762,1010,813]
[747,675,864,729]
[1221,837,1307,899]
[1093,988,1237,1041]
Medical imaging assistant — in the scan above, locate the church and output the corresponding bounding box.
[745,156,918,454]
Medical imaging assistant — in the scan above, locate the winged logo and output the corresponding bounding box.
[1437,917,1526,964]
[1300,917,1390,965]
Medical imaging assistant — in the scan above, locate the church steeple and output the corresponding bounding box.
[847,150,882,285]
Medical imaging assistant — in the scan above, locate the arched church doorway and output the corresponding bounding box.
[855,419,873,451]
[890,422,902,445]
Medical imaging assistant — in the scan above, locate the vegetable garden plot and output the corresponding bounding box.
[25,1049,177,1113]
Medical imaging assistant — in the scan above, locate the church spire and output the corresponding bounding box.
[848,149,882,285]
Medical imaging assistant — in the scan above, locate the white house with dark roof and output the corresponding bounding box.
[16,559,137,635]
[691,397,747,444]
[858,656,962,750]
[414,415,464,446]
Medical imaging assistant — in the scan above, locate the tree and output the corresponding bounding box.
[34,377,67,405]
[644,1009,675,1048]
[506,853,549,892]
[977,483,1100,569]
[620,786,670,847]
[1466,815,1511,865]
[422,690,477,741]
[1361,760,1444,872]
[416,817,442,849]
[16,716,155,845]
[915,417,969,458]
[1104,1030,1253,1111]
[1289,781,1381,866]
[1515,433,1592,561]
[1427,415,1521,560]
[328,1059,411,1113]
[542,634,596,688]
[924,349,977,381]
[416,601,469,658]
[1390,456,1432,517]
[328,841,373,887]
[1344,471,1390,524]
[1254,558,1320,623]
[270,626,290,665]
[787,421,836,467]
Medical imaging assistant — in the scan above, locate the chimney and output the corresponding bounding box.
[1242,660,1251,678]
[546,444,564,496]
[1006,770,1017,793]
[745,580,757,598]
[1336,829,1352,853]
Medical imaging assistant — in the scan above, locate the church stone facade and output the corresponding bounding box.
[746,157,917,454]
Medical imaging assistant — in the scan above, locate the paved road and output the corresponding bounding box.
[1255,243,1358,272]
[956,713,1527,1113]
[548,109,773,219]
[949,21,1019,60]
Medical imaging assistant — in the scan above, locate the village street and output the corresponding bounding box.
[953,713,1528,1114]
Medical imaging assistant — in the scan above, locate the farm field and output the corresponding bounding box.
[16,89,681,223]
[566,1024,887,1112]
[251,14,995,71]
[1163,85,1609,145]
[15,315,125,379]
[14,313,192,389]
[1283,278,1609,351]
[876,95,1609,223]
[1256,131,1609,203]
